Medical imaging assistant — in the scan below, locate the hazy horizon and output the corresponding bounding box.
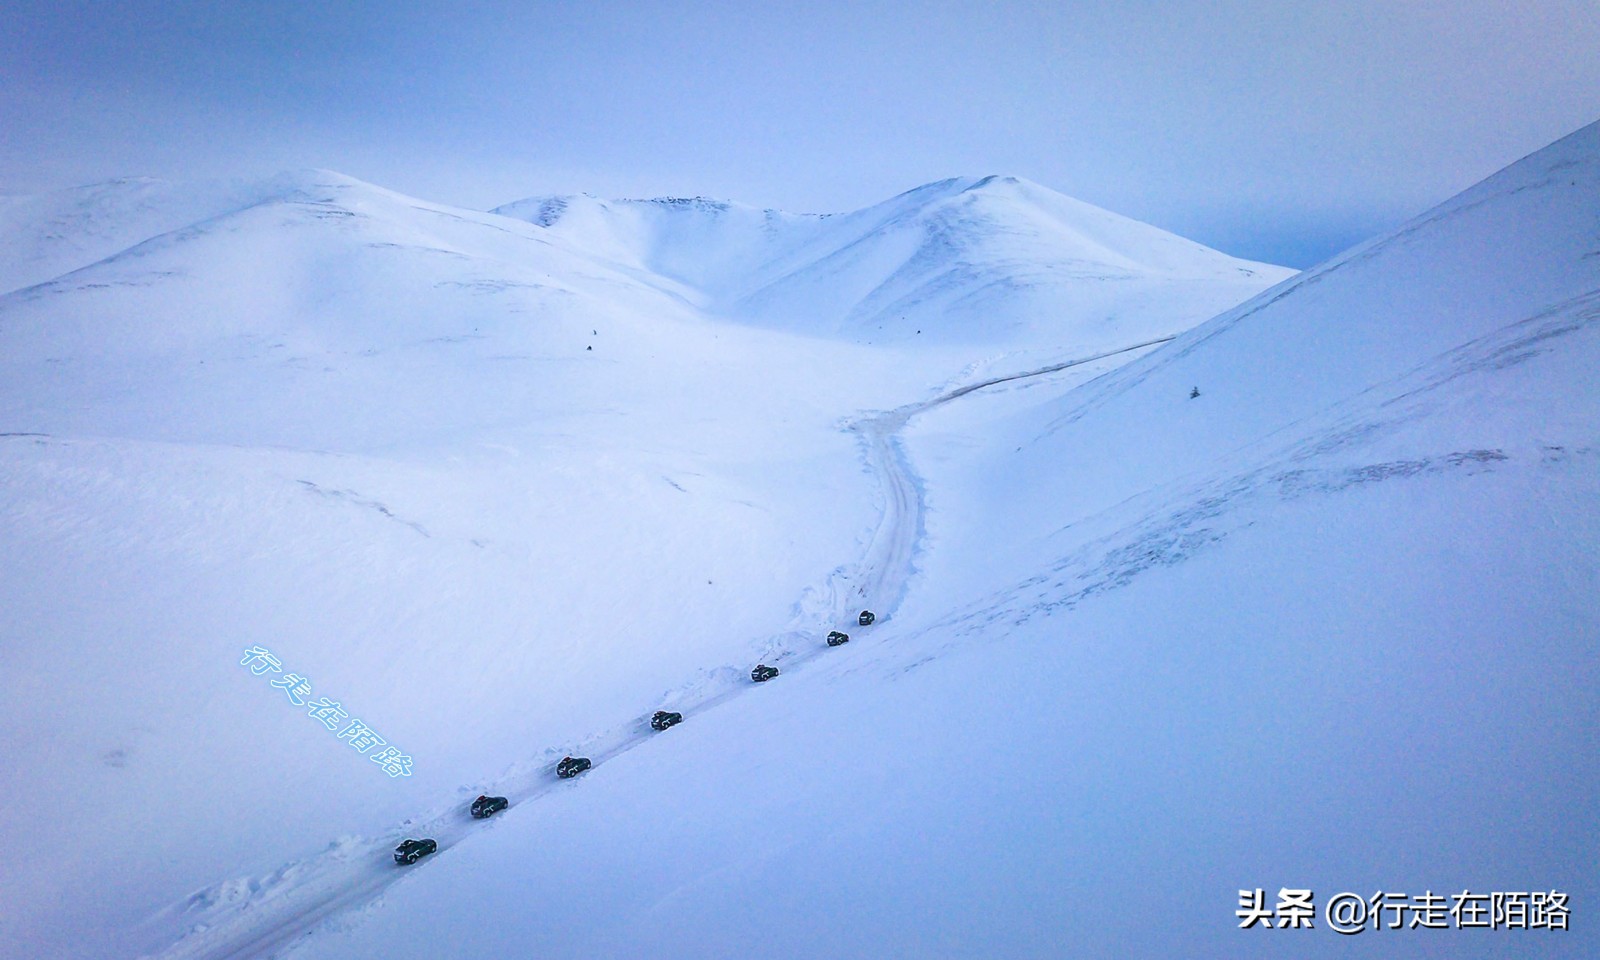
[5,1,1598,268]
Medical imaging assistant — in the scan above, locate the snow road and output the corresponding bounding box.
[138,337,1172,960]
[845,334,1178,617]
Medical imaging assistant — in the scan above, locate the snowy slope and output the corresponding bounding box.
[0,172,895,959]
[0,170,1289,959]
[0,177,269,297]
[495,175,1293,348]
[271,124,1599,960]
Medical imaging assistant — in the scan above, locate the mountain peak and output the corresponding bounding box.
[967,174,1024,189]
[492,175,1291,343]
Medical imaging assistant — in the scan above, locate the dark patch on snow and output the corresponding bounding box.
[365,242,472,261]
[530,197,567,226]
[296,480,430,537]
[433,279,545,294]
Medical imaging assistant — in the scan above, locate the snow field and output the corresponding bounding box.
[8,127,1594,959]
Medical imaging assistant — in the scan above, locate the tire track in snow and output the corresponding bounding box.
[844,335,1178,618]
[138,335,1173,960]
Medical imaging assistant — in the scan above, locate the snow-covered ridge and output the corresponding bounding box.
[0,169,513,299]
[2,169,1288,353]
[493,174,1295,342]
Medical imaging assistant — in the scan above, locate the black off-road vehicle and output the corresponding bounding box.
[556,756,592,779]
[394,838,437,865]
[826,630,850,646]
[858,610,875,626]
[651,710,684,731]
[470,795,508,818]
[751,664,779,682]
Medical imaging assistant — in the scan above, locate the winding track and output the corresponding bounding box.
[140,335,1173,960]
[847,334,1178,615]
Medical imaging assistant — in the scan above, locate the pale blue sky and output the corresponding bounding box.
[3,0,1597,266]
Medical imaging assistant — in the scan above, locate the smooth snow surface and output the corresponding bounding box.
[1,128,1595,960]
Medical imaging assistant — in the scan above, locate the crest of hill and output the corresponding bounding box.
[494,176,1294,344]
[987,118,1600,542]
[0,170,1289,356]
[0,170,502,297]
[0,168,725,448]
[0,176,255,296]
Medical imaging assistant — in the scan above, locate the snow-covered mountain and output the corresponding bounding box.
[495,175,1291,345]
[2,120,1595,960]
[262,123,1599,960]
[0,177,266,296]
[0,169,1286,960]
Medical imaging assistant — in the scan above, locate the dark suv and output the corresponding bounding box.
[556,756,592,779]
[651,710,684,731]
[826,630,850,646]
[394,838,437,865]
[470,795,508,818]
[858,610,875,626]
[751,664,780,682]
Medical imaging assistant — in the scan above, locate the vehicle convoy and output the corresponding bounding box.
[826,631,850,646]
[858,610,875,626]
[470,795,508,818]
[651,710,684,731]
[556,756,592,779]
[394,838,437,865]
[751,664,780,682]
